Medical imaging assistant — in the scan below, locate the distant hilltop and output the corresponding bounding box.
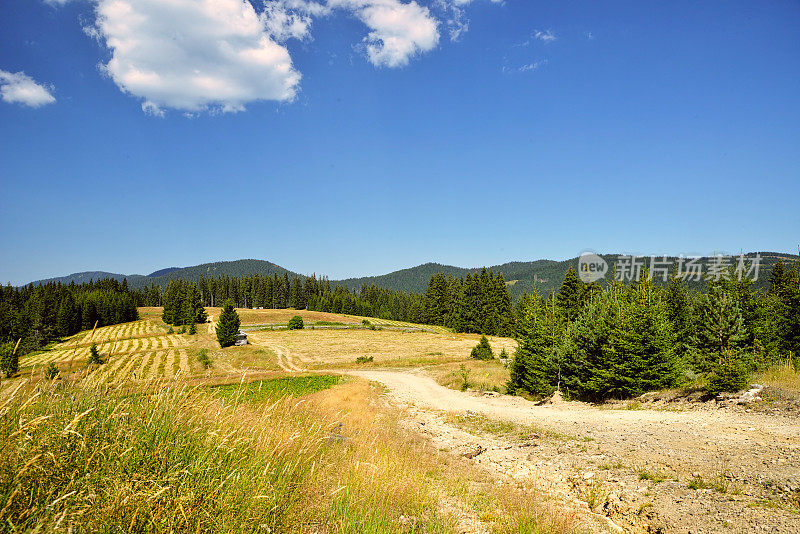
[20,253,798,298]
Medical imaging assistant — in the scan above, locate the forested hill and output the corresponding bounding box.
[22,253,797,298]
[141,260,298,288]
[23,260,301,290]
[339,253,798,298]
[337,259,580,297]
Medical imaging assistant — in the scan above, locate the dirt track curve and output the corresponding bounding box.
[346,369,800,534]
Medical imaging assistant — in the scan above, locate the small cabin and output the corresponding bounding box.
[234,330,248,346]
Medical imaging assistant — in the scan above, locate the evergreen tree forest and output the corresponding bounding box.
[508,262,800,400]
[161,279,208,326]
[0,278,139,358]
[133,269,516,336]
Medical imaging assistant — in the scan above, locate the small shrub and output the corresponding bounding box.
[361,319,371,326]
[355,356,374,364]
[470,336,494,360]
[638,470,664,483]
[197,349,212,369]
[583,480,608,510]
[188,322,197,335]
[88,343,103,365]
[287,315,304,330]
[707,350,750,394]
[167,326,175,334]
[499,348,509,359]
[44,362,59,380]
[457,364,472,391]
[178,325,187,334]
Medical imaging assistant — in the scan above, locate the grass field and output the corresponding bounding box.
[1,358,573,533]
[428,359,512,393]
[140,306,453,333]
[13,310,517,392]
[246,328,516,369]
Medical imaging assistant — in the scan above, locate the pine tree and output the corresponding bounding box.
[216,301,241,348]
[556,266,587,322]
[693,286,748,373]
[287,315,304,330]
[0,341,19,378]
[470,335,494,360]
[88,343,103,365]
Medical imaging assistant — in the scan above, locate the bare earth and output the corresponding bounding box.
[346,369,800,533]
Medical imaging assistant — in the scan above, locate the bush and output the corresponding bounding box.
[457,364,472,391]
[706,350,750,394]
[361,319,371,326]
[355,356,374,364]
[470,336,494,360]
[88,343,103,365]
[287,316,304,330]
[197,349,212,369]
[188,322,197,335]
[178,325,186,334]
[167,327,174,334]
[44,363,59,380]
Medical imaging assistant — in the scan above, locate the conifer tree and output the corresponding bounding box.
[88,343,103,365]
[508,292,564,396]
[556,266,587,322]
[693,286,748,373]
[216,301,241,348]
[470,335,494,360]
[0,341,18,378]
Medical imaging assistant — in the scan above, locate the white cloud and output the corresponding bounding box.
[262,1,328,42]
[518,59,546,72]
[329,0,440,67]
[43,0,504,112]
[0,69,56,107]
[91,0,302,115]
[434,0,503,42]
[533,29,556,43]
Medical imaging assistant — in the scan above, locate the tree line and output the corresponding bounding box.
[508,261,800,400]
[0,278,139,359]
[133,269,517,336]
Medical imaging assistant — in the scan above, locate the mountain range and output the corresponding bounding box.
[20,252,797,298]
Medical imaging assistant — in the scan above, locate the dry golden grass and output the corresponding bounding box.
[428,359,511,393]
[201,307,364,326]
[0,372,577,533]
[246,328,517,369]
[755,361,800,393]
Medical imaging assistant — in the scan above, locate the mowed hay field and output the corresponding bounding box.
[140,306,452,333]
[15,309,517,392]
[247,328,517,369]
[16,319,222,387]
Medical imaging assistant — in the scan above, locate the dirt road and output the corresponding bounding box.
[348,369,800,533]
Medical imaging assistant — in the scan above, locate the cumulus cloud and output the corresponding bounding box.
[329,0,440,67]
[0,69,56,107]
[43,0,503,113]
[90,0,302,115]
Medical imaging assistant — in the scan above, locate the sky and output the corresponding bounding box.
[1,0,799,285]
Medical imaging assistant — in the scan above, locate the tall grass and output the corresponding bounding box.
[0,378,577,533]
[0,380,445,532]
[755,360,800,392]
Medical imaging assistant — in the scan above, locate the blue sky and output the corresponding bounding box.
[1,0,798,285]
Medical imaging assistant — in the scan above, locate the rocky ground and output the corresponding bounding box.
[349,370,800,533]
